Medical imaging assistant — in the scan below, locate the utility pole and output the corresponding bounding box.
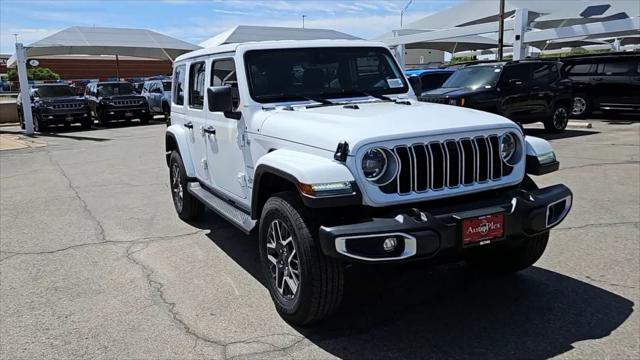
[497,0,506,60]
[302,15,306,29]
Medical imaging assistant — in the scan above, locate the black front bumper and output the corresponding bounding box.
[319,184,572,263]
[39,111,91,124]
[101,107,148,120]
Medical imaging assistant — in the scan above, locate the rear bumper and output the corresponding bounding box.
[318,184,572,263]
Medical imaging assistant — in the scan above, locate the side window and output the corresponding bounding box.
[173,64,186,105]
[189,62,206,109]
[211,59,239,109]
[531,63,558,85]
[566,63,594,75]
[142,82,149,92]
[600,61,636,75]
[501,64,531,83]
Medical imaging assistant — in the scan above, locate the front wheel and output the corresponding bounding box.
[464,232,549,274]
[163,103,171,125]
[169,151,203,220]
[259,192,344,325]
[544,103,569,133]
[34,113,47,133]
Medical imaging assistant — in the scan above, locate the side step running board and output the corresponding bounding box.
[187,182,256,234]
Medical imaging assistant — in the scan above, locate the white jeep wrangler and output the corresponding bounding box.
[166,40,572,325]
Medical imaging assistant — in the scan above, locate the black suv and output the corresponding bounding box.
[420,60,573,132]
[17,84,92,132]
[562,53,640,118]
[84,82,151,126]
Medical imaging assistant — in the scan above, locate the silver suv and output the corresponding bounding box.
[141,79,172,124]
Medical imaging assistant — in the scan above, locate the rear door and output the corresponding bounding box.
[530,62,559,116]
[498,64,532,121]
[595,60,640,109]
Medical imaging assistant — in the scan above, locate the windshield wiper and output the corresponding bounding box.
[360,91,394,102]
[301,95,333,105]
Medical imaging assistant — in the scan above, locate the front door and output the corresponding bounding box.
[205,58,248,199]
[498,64,533,122]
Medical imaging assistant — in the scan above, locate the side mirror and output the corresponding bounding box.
[207,86,233,112]
[153,88,163,94]
[407,75,422,96]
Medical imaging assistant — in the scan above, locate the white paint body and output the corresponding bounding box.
[169,40,554,209]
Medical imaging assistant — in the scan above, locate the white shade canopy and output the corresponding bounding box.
[199,25,360,49]
[7,26,200,67]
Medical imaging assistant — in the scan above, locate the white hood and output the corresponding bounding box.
[256,100,520,153]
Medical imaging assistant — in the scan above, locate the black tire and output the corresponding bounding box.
[97,109,109,127]
[81,118,92,130]
[464,232,549,274]
[571,95,592,119]
[544,103,569,133]
[34,113,47,133]
[259,192,344,325]
[18,110,25,129]
[140,114,151,125]
[169,151,203,220]
[163,103,171,125]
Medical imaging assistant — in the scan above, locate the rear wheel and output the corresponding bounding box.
[163,103,171,125]
[544,103,569,133]
[169,151,203,220]
[571,95,592,119]
[259,192,344,325]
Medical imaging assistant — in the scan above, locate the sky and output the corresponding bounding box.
[0,0,460,54]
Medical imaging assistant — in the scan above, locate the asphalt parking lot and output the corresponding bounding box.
[1,117,638,359]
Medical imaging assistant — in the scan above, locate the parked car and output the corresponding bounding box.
[562,53,640,118]
[405,68,455,95]
[420,60,573,132]
[141,79,172,124]
[84,81,150,126]
[17,84,92,132]
[166,40,572,325]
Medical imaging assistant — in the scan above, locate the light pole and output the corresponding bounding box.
[400,0,414,28]
[302,15,306,29]
[497,0,506,60]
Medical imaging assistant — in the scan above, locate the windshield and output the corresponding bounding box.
[245,47,408,103]
[442,66,502,89]
[34,85,75,98]
[98,83,136,96]
[162,81,172,91]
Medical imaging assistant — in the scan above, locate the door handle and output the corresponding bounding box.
[183,121,193,129]
[203,126,216,135]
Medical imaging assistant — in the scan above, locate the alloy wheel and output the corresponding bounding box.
[553,106,569,130]
[170,162,183,212]
[572,97,587,116]
[266,219,300,300]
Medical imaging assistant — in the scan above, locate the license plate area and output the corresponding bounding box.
[125,111,133,117]
[461,213,505,246]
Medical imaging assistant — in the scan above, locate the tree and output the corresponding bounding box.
[7,67,60,81]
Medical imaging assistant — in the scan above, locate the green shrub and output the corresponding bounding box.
[7,67,60,81]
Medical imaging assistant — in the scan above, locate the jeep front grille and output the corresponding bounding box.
[380,135,513,195]
[113,99,143,106]
[53,103,84,109]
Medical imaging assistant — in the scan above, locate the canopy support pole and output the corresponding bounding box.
[115,54,120,80]
[512,8,527,61]
[16,43,34,136]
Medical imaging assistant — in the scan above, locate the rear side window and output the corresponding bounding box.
[173,64,186,105]
[501,64,531,83]
[600,61,636,75]
[566,63,594,75]
[531,63,558,85]
[189,62,206,109]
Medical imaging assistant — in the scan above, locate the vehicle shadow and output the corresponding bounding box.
[523,128,599,141]
[191,212,634,359]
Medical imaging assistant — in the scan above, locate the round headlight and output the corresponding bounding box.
[362,148,387,180]
[500,132,518,165]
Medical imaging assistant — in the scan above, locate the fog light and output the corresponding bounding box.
[382,237,398,252]
[109,112,115,115]
[47,116,54,119]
